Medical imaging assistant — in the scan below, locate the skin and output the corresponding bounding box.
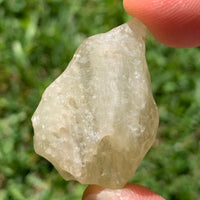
[82,0,199,199]
[123,0,200,48]
[82,184,165,200]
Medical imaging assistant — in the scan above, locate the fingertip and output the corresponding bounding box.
[125,183,166,200]
[123,0,200,48]
[82,183,165,200]
[82,185,104,200]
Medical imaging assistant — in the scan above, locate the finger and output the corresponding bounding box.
[82,183,165,200]
[123,0,200,48]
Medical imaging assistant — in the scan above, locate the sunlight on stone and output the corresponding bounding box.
[32,18,159,189]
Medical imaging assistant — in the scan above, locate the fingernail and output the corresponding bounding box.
[84,189,122,200]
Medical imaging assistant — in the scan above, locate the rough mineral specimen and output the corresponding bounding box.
[32,18,159,189]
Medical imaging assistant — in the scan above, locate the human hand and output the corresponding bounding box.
[82,183,165,200]
[123,0,200,48]
[81,2,199,199]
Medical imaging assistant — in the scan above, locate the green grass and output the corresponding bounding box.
[0,0,200,199]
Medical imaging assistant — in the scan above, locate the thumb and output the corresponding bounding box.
[123,0,200,48]
[82,183,165,200]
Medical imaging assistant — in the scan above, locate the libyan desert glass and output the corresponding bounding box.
[32,18,159,189]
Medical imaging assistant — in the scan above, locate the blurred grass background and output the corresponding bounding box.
[0,0,200,199]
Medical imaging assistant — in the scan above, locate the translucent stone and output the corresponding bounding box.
[32,18,159,189]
